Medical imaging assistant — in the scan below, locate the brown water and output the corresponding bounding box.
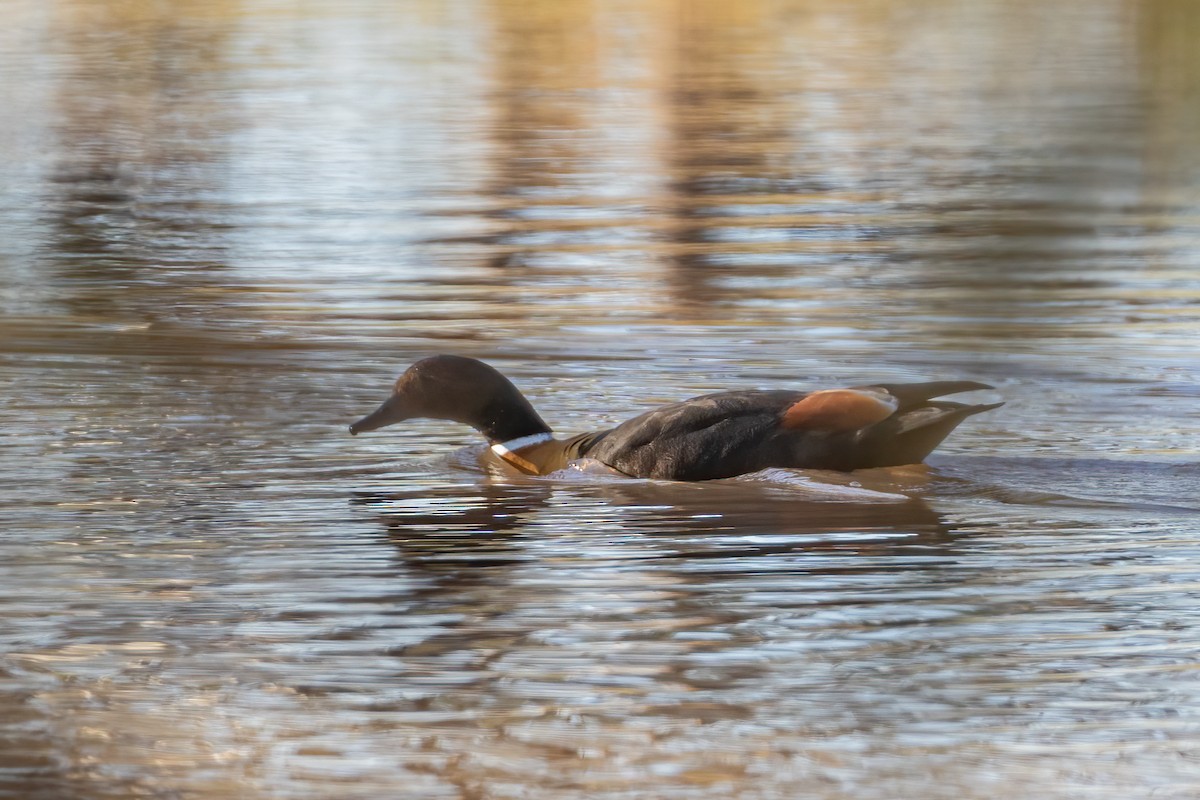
[3,1,1200,797]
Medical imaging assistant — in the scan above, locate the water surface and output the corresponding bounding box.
[2,1,1200,797]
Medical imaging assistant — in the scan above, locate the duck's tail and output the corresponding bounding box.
[854,382,1002,467]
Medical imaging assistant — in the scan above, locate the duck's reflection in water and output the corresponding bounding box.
[591,482,951,556]
[347,475,974,748]
[352,482,550,574]
[353,469,959,578]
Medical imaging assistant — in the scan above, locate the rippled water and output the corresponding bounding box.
[3,0,1200,797]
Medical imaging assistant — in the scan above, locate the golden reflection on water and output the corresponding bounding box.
[1,0,1200,798]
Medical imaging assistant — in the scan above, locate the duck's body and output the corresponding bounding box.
[350,355,1002,481]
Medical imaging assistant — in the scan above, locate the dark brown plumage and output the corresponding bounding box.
[350,355,1002,481]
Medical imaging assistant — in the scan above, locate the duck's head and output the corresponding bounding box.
[349,355,552,444]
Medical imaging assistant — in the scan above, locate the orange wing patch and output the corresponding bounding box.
[781,389,899,432]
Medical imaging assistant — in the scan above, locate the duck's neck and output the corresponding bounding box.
[474,391,554,445]
[489,430,555,474]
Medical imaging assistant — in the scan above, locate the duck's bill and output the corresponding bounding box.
[349,397,411,435]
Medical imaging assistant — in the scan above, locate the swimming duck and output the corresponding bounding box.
[349,355,1002,481]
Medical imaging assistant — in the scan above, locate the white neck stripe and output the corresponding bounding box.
[490,431,554,456]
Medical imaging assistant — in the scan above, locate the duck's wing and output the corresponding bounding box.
[858,380,994,410]
[585,390,802,480]
[582,383,1002,480]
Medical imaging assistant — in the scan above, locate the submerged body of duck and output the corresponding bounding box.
[350,355,1002,481]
